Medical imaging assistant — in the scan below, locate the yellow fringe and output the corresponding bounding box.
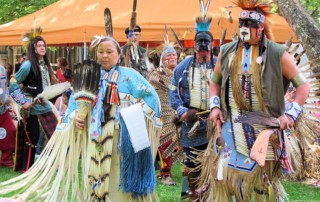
[230,46,264,112]
[230,48,251,111]
[196,126,287,202]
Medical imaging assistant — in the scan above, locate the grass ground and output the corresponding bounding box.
[1,162,320,201]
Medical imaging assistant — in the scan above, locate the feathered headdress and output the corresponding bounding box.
[22,27,43,45]
[233,0,273,39]
[195,0,212,33]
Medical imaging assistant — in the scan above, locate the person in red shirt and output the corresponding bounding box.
[56,57,72,83]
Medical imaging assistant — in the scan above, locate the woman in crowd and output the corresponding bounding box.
[0,35,161,202]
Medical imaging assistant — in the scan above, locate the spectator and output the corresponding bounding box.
[56,57,71,83]
[15,53,26,73]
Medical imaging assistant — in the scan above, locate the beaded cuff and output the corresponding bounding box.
[10,88,27,105]
[285,102,303,121]
[210,96,221,111]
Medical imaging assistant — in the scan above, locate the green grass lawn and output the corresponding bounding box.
[1,162,320,201]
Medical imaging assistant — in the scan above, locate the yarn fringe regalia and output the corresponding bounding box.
[119,116,156,199]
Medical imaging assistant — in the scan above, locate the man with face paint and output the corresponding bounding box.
[207,1,311,201]
[121,25,150,78]
[149,40,178,186]
[9,34,58,172]
[168,5,216,199]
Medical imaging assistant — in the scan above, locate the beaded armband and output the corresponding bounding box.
[210,72,222,85]
[291,73,307,88]
[285,102,303,121]
[210,96,221,111]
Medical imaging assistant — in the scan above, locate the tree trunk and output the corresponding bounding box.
[276,0,320,72]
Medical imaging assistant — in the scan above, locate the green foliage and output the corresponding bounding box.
[1,163,320,201]
[301,0,320,24]
[0,0,58,25]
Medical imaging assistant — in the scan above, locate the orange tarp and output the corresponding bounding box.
[0,0,298,46]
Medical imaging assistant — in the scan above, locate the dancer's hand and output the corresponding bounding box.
[277,114,294,130]
[75,113,85,130]
[179,112,187,122]
[22,101,33,109]
[210,108,224,124]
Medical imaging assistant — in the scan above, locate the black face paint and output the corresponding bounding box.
[239,19,260,29]
[195,32,212,52]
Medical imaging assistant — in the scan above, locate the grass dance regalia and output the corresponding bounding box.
[197,0,317,201]
[168,0,216,199]
[8,28,59,172]
[0,37,162,202]
[148,30,182,186]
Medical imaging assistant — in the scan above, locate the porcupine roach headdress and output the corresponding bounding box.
[233,0,273,39]
[22,26,43,45]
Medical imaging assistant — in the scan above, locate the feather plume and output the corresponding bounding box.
[220,28,227,45]
[104,8,113,36]
[34,82,71,102]
[195,0,212,32]
[188,121,201,137]
[285,36,293,50]
[22,27,43,44]
[170,27,184,51]
[289,44,300,55]
[130,0,137,30]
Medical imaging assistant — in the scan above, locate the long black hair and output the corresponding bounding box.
[27,36,57,84]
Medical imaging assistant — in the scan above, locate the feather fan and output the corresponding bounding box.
[73,60,101,120]
[34,82,71,103]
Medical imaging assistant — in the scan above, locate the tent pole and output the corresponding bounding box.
[83,31,87,60]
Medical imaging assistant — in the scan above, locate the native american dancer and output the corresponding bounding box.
[168,0,216,199]
[7,28,58,172]
[197,1,313,201]
[0,36,162,202]
[0,65,16,168]
[120,1,153,79]
[121,25,152,78]
[148,31,181,186]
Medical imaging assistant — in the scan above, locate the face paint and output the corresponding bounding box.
[238,10,265,44]
[195,32,212,52]
[239,19,260,29]
[239,27,251,42]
